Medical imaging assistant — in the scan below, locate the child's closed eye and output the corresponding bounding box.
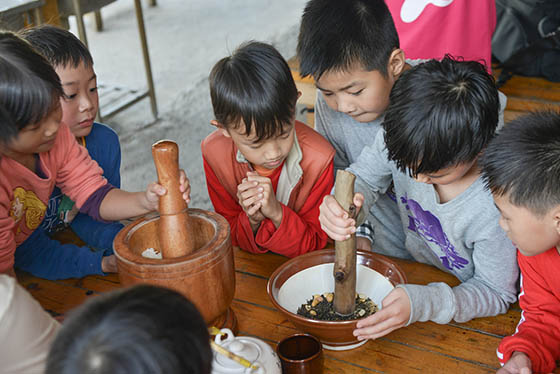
[89,86,98,93]
[63,92,77,100]
[350,89,364,96]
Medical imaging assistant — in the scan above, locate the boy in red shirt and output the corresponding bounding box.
[202,41,334,257]
[481,111,560,374]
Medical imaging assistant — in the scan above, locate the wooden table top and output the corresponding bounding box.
[14,247,558,373]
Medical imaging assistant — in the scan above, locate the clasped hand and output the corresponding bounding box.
[237,171,282,228]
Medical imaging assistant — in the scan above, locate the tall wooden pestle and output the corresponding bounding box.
[333,170,357,316]
[152,140,196,258]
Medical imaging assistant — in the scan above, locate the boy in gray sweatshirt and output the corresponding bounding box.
[319,57,518,341]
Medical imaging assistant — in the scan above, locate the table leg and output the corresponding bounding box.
[134,0,158,119]
[71,0,88,48]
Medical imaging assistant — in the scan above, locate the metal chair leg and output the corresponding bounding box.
[134,0,158,119]
[71,0,88,48]
[94,9,103,31]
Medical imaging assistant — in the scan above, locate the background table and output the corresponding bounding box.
[16,244,556,373]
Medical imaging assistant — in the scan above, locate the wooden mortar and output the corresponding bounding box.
[113,141,237,331]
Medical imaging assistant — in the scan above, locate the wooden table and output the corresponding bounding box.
[16,245,555,373]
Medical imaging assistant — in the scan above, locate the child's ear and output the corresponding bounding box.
[553,205,560,235]
[211,120,231,138]
[388,48,406,78]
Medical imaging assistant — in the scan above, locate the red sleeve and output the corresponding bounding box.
[497,250,560,373]
[203,158,266,254]
[254,162,334,257]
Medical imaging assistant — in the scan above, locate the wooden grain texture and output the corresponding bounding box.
[151,140,196,257]
[333,170,358,315]
[14,241,560,373]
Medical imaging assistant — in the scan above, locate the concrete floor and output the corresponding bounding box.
[73,0,308,209]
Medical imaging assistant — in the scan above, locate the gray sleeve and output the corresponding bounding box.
[399,210,519,325]
[314,92,349,172]
[347,131,394,226]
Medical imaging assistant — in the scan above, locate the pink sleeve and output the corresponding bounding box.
[497,251,560,373]
[52,125,107,208]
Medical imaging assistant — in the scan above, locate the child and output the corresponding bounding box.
[0,31,190,278]
[202,41,335,257]
[15,25,123,280]
[480,111,560,374]
[0,274,60,374]
[297,0,507,257]
[319,57,518,341]
[0,106,59,374]
[46,284,212,374]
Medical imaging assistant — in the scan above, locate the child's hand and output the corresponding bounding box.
[497,352,532,374]
[237,174,265,227]
[246,173,282,227]
[145,169,191,211]
[318,193,364,241]
[101,254,118,273]
[353,287,410,340]
[179,169,191,205]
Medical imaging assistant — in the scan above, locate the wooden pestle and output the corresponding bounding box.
[152,140,196,258]
[333,170,357,316]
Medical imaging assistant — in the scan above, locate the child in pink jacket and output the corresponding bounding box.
[0,31,190,277]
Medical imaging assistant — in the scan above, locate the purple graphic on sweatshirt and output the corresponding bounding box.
[400,195,469,270]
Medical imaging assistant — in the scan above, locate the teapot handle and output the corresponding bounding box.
[214,328,235,345]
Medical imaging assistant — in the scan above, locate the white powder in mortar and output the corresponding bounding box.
[142,247,162,259]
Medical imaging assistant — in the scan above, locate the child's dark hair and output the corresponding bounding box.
[383,56,499,177]
[297,0,399,80]
[481,111,560,216]
[46,285,212,374]
[209,40,298,143]
[21,25,94,69]
[0,31,63,142]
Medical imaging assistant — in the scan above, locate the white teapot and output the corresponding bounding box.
[211,328,281,374]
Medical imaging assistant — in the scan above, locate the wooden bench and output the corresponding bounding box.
[288,56,560,128]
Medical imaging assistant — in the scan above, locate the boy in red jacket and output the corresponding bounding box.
[481,111,560,374]
[202,41,334,257]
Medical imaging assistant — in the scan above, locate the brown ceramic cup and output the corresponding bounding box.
[276,333,323,374]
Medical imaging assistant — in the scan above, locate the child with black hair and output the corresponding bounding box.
[0,104,59,374]
[297,0,507,257]
[17,25,122,279]
[46,284,212,374]
[480,111,560,374]
[0,31,190,278]
[202,41,335,257]
[319,57,518,341]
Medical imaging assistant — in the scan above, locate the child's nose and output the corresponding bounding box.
[79,95,94,112]
[44,119,60,136]
[265,142,282,160]
[337,98,355,114]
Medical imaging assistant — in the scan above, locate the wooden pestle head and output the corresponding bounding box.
[152,140,188,215]
[151,140,195,258]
